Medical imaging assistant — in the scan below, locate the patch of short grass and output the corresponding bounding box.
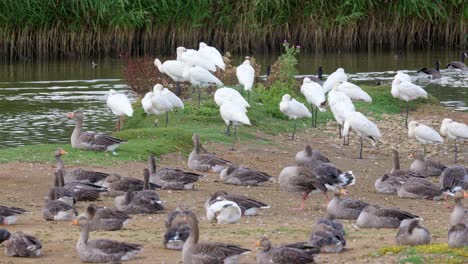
[373,244,468,264]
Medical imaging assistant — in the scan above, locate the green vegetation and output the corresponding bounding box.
[374,244,468,264]
[0,0,466,59]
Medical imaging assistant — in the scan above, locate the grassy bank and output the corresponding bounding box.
[373,244,468,264]
[0,84,437,165]
[0,0,466,60]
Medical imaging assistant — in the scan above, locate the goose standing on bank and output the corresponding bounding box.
[301,77,326,127]
[1,230,42,257]
[150,84,184,127]
[106,89,133,131]
[408,151,446,177]
[154,55,187,96]
[448,224,468,248]
[418,60,442,79]
[181,211,251,263]
[279,94,312,140]
[198,42,225,71]
[71,215,143,263]
[205,191,270,216]
[0,206,29,226]
[342,111,381,159]
[408,121,443,155]
[236,58,255,101]
[323,68,347,93]
[308,66,324,85]
[395,219,431,245]
[440,118,468,162]
[67,110,127,155]
[219,164,272,186]
[328,82,356,144]
[188,134,231,172]
[446,52,468,71]
[255,236,318,264]
[391,75,428,126]
[220,101,251,136]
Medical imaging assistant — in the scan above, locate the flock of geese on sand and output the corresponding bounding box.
[1,43,468,263]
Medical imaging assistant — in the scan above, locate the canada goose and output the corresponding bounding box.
[54,148,109,185]
[85,204,131,231]
[71,215,143,262]
[219,164,272,186]
[450,191,468,226]
[164,207,191,250]
[446,52,468,71]
[1,230,42,257]
[0,206,29,225]
[255,236,319,264]
[44,169,76,204]
[148,153,203,190]
[181,211,251,264]
[393,79,428,127]
[206,198,242,224]
[397,177,443,200]
[327,188,369,220]
[188,134,231,172]
[295,145,330,165]
[279,94,312,140]
[308,66,323,85]
[409,151,446,177]
[309,215,346,253]
[448,224,468,248]
[323,68,347,93]
[42,199,77,221]
[440,166,468,207]
[205,191,270,216]
[67,110,127,154]
[106,89,133,131]
[356,205,418,228]
[408,121,443,155]
[417,60,442,79]
[396,219,431,246]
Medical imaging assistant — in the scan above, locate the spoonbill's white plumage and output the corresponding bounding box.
[198,42,225,71]
[214,87,250,109]
[328,82,356,144]
[323,68,347,93]
[440,118,468,162]
[154,58,186,95]
[301,77,326,127]
[279,94,312,140]
[106,89,133,131]
[183,64,223,106]
[343,111,381,159]
[408,121,443,155]
[150,84,184,126]
[220,101,251,136]
[392,73,428,126]
[336,81,372,102]
[141,92,161,116]
[177,46,216,72]
[236,59,255,101]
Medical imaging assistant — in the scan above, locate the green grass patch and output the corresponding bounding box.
[374,244,468,264]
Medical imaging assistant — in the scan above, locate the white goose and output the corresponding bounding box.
[408,121,443,155]
[440,118,468,162]
[220,101,251,136]
[150,84,184,126]
[392,73,428,126]
[214,87,250,109]
[198,42,225,71]
[301,77,326,127]
[279,94,311,140]
[236,59,255,101]
[336,82,372,102]
[343,111,381,159]
[328,82,356,144]
[323,68,347,93]
[154,55,186,95]
[106,89,133,131]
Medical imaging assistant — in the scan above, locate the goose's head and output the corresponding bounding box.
[67,110,84,119]
[303,77,312,84]
[199,42,207,49]
[108,89,117,96]
[254,236,271,251]
[281,94,292,102]
[71,214,90,229]
[153,84,164,92]
[54,148,67,158]
[408,150,424,160]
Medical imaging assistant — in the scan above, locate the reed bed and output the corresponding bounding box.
[0,0,466,60]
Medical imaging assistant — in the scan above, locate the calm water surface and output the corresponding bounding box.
[0,51,467,148]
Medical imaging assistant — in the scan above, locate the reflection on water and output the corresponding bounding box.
[0,51,467,148]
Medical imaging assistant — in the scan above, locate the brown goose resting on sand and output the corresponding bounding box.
[409,151,446,177]
[395,219,431,246]
[55,148,109,185]
[219,164,272,186]
[327,188,369,220]
[188,134,231,172]
[44,169,76,204]
[255,236,319,264]
[1,230,42,257]
[356,205,418,228]
[397,177,443,200]
[0,206,30,226]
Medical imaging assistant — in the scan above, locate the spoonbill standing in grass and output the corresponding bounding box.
[214,87,250,109]
[408,121,443,155]
[335,82,372,102]
[220,101,251,136]
[154,55,186,96]
[392,73,428,127]
[141,91,162,127]
[149,84,184,127]
[323,68,347,93]
[300,77,326,127]
[106,89,133,131]
[177,46,216,72]
[183,64,223,107]
[236,58,255,102]
[440,118,468,162]
[279,94,312,140]
[342,111,381,159]
[198,42,225,71]
[328,82,356,145]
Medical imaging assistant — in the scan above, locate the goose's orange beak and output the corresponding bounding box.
[464,192,468,198]
[408,152,413,159]
[67,112,75,118]
[339,189,348,195]
[60,149,68,155]
[254,240,261,247]
[70,219,78,226]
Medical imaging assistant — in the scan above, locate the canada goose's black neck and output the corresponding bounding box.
[435,61,440,72]
[318,66,323,81]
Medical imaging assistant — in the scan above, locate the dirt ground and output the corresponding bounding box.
[0,107,466,264]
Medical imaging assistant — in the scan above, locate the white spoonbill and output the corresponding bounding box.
[440,118,468,162]
[279,94,312,140]
[198,42,225,71]
[323,68,347,93]
[177,46,216,72]
[408,121,443,155]
[336,82,372,102]
[150,84,184,126]
[343,112,381,159]
[236,59,255,101]
[300,77,326,127]
[392,74,428,126]
[220,101,251,136]
[106,89,133,131]
[154,56,186,96]
[214,87,250,109]
[328,82,356,145]
[183,64,223,106]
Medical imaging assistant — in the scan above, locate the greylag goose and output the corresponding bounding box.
[446,52,468,71]
[181,211,251,264]
[295,145,330,165]
[417,60,442,79]
[164,207,191,250]
[188,134,231,172]
[85,204,131,231]
[219,164,272,186]
[397,177,443,200]
[439,166,468,207]
[448,224,468,248]
[0,206,29,225]
[71,215,143,262]
[148,153,203,190]
[327,188,369,220]
[63,178,107,201]
[67,110,127,154]
[205,191,270,216]
[55,148,109,185]
[104,172,160,193]
[42,199,77,221]
[255,236,319,264]
[206,198,242,224]
[396,219,431,245]
[309,215,346,253]
[450,191,468,226]
[44,169,76,205]
[409,151,446,177]
[356,205,418,228]
[1,230,42,257]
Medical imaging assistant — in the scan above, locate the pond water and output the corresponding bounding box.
[0,51,467,148]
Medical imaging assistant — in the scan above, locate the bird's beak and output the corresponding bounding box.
[253,241,261,247]
[464,192,468,198]
[407,153,413,159]
[70,219,78,226]
[66,112,74,118]
[60,149,68,155]
[340,189,348,195]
